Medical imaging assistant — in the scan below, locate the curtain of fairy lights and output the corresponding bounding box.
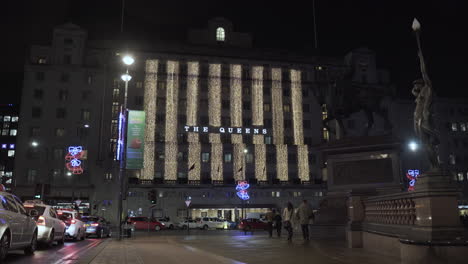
[230,64,244,180]
[187,62,200,181]
[271,68,284,144]
[276,144,288,181]
[297,145,309,182]
[209,64,223,181]
[272,68,287,181]
[291,69,304,145]
[164,61,179,181]
[143,60,158,180]
[252,66,266,181]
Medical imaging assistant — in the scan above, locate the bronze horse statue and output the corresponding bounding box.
[313,68,394,139]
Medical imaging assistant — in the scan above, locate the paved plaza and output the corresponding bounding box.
[79,227,400,264]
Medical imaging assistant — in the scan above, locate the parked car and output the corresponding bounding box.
[127,217,165,231]
[155,217,176,229]
[238,218,268,231]
[178,219,202,229]
[82,216,111,238]
[0,191,38,261]
[23,200,66,247]
[197,217,229,230]
[57,209,86,240]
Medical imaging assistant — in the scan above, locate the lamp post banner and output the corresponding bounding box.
[126,110,145,169]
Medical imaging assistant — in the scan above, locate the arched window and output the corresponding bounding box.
[216,27,225,42]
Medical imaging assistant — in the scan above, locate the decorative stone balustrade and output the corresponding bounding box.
[364,197,416,225]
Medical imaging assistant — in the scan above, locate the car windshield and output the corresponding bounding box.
[59,212,73,221]
[82,216,99,222]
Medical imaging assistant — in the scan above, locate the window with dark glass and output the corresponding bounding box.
[36,72,44,81]
[82,90,92,100]
[202,152,210,163]
[284,119,292,129]
[303,104,310,112]
[56,108,66,119]
[81,109,91,121]
[33,89,43,100]
[64,38,73,45]
[64,55,71,64]
[303,120,311,129]
[60,73,70,82]
[59,90,68,101]
[32,107,42,118]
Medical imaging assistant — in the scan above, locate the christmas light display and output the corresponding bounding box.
[407,169,420,191]
[164,61,179,180]
[143,60,158,180]
[65,146,84,174]
[187,62,201,181]
[236,181,250,200]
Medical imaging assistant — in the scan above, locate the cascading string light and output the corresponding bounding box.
[143,60,158,180]
[187,61,201,181]
[208,64,223,181]
[164,60,179,181]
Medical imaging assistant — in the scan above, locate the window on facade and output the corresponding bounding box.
[30,127,40,136]
[222,100,230,109]
[134,96,143,106]
[82,90,92,100]
[32,107,42,118]
[460,123,466,132]
[224,153,232,163]
[303,120,311,129]
[245,153,254,163]
[202,152,210,163]
[81,109,91,121]
[457,172,464,182]
[451,123,458,131]
[59,90,68,101]
[27,169,36,184]
[63,55,71,64]
[38,57,47,64]
[347,119,355,129]
[36,72,44,81]
[52,169,62,180]
[303,104,310,112]
[9,129,17,136]
[55,128,65,137]
[105,173,113,181]
[283,89,290,97]
[264,119,272,127]
[3,116,10,122]
[56,108,66,119]
[33,89,43,100]
[1,129,8,136]
[264,103,271,112]
[302,89,309,97]
[53,148,64,160]
[283,104,291,112]
[7,150,15,157]
[284,119,292,129]
[216,27,225,42]
[136,81,143,89]
[11,116,18,122]
[178,172,187,178]
[113,88,120,100]
[264,136,272,144]
[64,38,73,45]
[60,73,70,82]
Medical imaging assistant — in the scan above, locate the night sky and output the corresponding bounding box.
[2,0,467,103]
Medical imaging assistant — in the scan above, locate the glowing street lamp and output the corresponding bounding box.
[121,73,132,82]
[31,141,39,147]
[122,55,135,66]
[408,141,418,152]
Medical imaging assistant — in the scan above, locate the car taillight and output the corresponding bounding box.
[37,216,46,226]
[91,223,99,227]
[71,219,76,224]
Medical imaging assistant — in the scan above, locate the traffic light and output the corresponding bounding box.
[148,189,157,204]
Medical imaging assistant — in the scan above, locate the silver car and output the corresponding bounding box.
[24,201,67,247]
[0,191,38,261]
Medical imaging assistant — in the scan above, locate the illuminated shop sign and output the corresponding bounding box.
[184,126,268,135]
[65,146,84,174]
[236,181,250,200]
[406,169,420,191]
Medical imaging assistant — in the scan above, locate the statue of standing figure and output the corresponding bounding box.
[412,21,440,170]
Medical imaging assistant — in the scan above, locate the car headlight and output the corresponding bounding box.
[161,223,165,226]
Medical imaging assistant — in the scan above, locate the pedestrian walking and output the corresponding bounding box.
[265,208,275,238]
[274,210,282,237]
[282,202,294,241]
[297,200,313,241]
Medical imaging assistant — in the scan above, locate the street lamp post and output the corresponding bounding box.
[117,55,134,240]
